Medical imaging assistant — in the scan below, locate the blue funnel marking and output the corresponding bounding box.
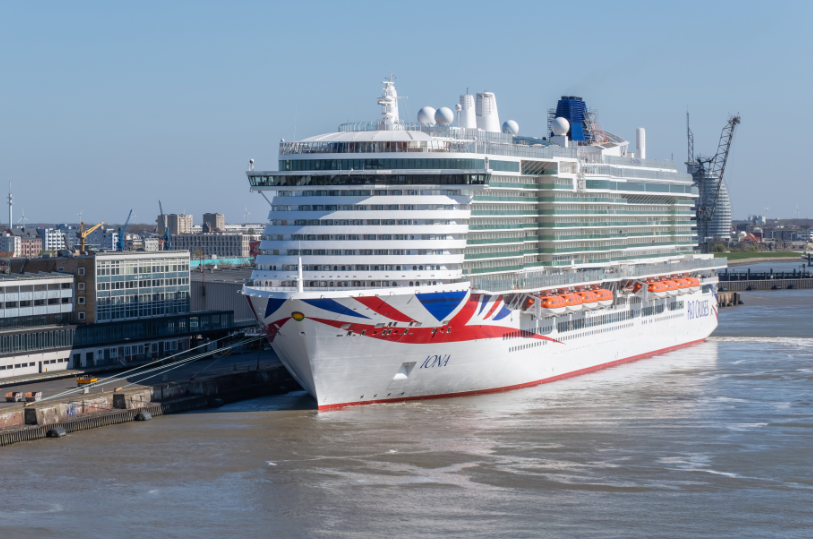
[492,305,511,321]
[302,298,369,319]
[477,295,492,315]
[416,291,467,322]
[264,298,287,319]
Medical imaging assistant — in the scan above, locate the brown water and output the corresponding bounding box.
[1,289,811,538]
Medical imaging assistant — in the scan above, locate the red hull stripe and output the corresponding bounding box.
[352,296,415,323]
[310,317,560,345]
[317,337,707,411]
[265,316,292,343]
[246,295,260,322]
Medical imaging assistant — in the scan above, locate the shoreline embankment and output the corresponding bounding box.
[0,362,299,448]
[725,257,803,268]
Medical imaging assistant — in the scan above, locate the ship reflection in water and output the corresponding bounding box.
[0,291,811,538]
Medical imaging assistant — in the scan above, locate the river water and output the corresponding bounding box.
[1,281,811,538]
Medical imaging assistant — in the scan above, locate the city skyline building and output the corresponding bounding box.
[172,233,251,258]
[203,213,225,231]
[157,213,193,235]
[689,162,733,241]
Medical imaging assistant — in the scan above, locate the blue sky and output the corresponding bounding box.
[1,0,810,226]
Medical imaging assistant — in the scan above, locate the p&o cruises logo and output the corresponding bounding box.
[687,300,710,320]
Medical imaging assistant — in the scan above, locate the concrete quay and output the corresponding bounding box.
[0,351,299,448]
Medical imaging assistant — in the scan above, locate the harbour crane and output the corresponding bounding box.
[159,200,171,250]
[117,209,133,252]
[689,114,741,251]
[77,221,104,254]
[702,114,740,224]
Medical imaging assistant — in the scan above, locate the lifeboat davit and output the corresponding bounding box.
[539,295,566,316]
[646,281,668,298]
[621,282,635,295]
[560,293,583,312]
[594,288,614,307]
[576,290,600,310]
[686,277,701,293]
[663,279,680,297]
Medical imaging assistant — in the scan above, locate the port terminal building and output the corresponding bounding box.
[0,251,257,379]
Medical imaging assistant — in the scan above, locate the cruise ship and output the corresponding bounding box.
[242,77,725,410]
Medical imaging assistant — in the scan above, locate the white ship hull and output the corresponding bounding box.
[245,283,718,411]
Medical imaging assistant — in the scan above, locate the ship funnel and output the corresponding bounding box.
[636,128,646,159]
[458,94,476,129]
[476,91,500,132]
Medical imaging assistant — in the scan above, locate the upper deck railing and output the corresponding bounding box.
[280,140,578,160]
[579,152,677,171]
[469,257,727,294]
[582,165,693,183]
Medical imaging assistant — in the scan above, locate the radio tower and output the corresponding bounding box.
[7,182,12,230]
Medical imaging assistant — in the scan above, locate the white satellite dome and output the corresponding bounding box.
[435,107,454,125]
[502,120,519,135]
[455,104,462,111]
[551,117,570,136]
[417,106,437,125]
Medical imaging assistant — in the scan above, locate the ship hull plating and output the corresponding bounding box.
[246,286,718,410]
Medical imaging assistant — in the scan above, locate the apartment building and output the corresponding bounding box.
[203,213,225,231]
[157,214,193,235]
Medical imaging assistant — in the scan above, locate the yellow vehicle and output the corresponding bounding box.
[77,376,97,387]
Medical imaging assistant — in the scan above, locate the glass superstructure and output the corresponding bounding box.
[247,83,698,291]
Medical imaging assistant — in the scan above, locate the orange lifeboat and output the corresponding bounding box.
[539,295,566,316]
[674,278,691,295]
[686,276,701,293]
[633,282,644,294]
[594,288,614,307]
[576,290,599,310]
[662,279,680,297]
[522,296,535,311]
[646,281,668,298]
[560,293,583,312]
